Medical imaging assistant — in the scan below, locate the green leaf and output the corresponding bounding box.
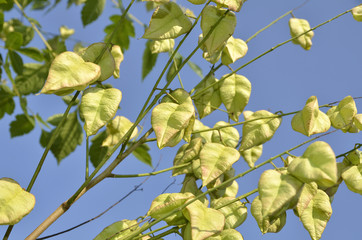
[341,164,362,195]
[5,32,23,50]
[17,47,44,62]
[132,143,152,167]
[187,61,203,78]
[239,110,282,151]
[150,39,175,54]
[93,219,139,240]
[259,169,303,218]
[200,142,240,187]
[151,90,195,149]
[80,87,122,136]
[211,121,239,148]
[327,96,358,133]
[295,183,332,240]
[62,95,80,106]
[0,11,3,32]
[46,113,64,126]
[0,84,15,119]
[4,19,34,46]
[291,96,331,136]
[147,193,193,225]
[240,144,263,168]
[211,197,247,229]
[8,50,24,75]
[288,141,338,188]
[79,42,115,82]
[142,2,192,40]
[142,40,158,80]
[211,0,244,12]
[111,45,123,78]
[89,131,110,168]
[31,0,51,10]
[166,52,182,82]
[9,114,35,138]
[45,111,83,163]
[183,199,225,240]
[221,36,248,65]
[0,1,14,11]
[47,36,66,54]
[15,63,48,95]
[219,74,251,122]
[0,178,35,225]
[81,0,105,26]
[104,15,135,51]
[289,18,314,50]
[250,196,287,234]
[352,5,362,22]
[201,6,236,55]
[193,74,221,119]
[102,116,138,147]
[40,51,101,95]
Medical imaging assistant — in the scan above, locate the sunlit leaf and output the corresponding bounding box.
[40,51,101,95]
[327,96,358,133]
[200,142,240,187]
[295,183,332,240]
[150,39,174,54]
[151,90,194,149]
[239,110,282,151]
[201,6,236,55]
[81,0,105,26]
[79,42,115,82]
[193,74,221,119]
[291,96,331,136]
[251,196,287,234]
[0,178,35,225]
[111,45,124,78]
[288,141,338,188]
[211,197,247,229]
[142,40,158,80]
[183,199,225,240]
[80,87,122,136]
[147,193,193,225]
[102,116,138,147]
[289,18,314,50]
[211,121,239,148]
[219,74,251,122]
[342,164,362,195]
[143,2,192,40]
[93,219,139,240]
[211,0,244,12]
[221,36,248,65]
[240,144,263,168]
[259,169,303,218]
[9,114,35,138]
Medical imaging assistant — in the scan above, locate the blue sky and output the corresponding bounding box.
[1,0,361,239]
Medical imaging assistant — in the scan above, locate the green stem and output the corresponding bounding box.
[137,225,172,240]
[13,0,55,57]
[147,227,180,240]
[108,163,191,178]
[123,132,332,239]
[191,8,352,100]
[246,10,292,43]
[214,188,258,210]
[85,137,89,180]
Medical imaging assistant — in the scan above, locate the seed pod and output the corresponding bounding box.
[289,18,314,50]
[352,5,362,22]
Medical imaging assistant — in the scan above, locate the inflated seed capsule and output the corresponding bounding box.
[352,5,362,22]
[289,18,314,50]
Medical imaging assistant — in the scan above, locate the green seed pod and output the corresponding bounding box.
[352,5,362,22]
[289,18,314,50]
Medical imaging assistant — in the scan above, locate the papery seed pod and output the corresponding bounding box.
[352,5,362,22]
[289,18,314,50]
[187,0,207,4]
